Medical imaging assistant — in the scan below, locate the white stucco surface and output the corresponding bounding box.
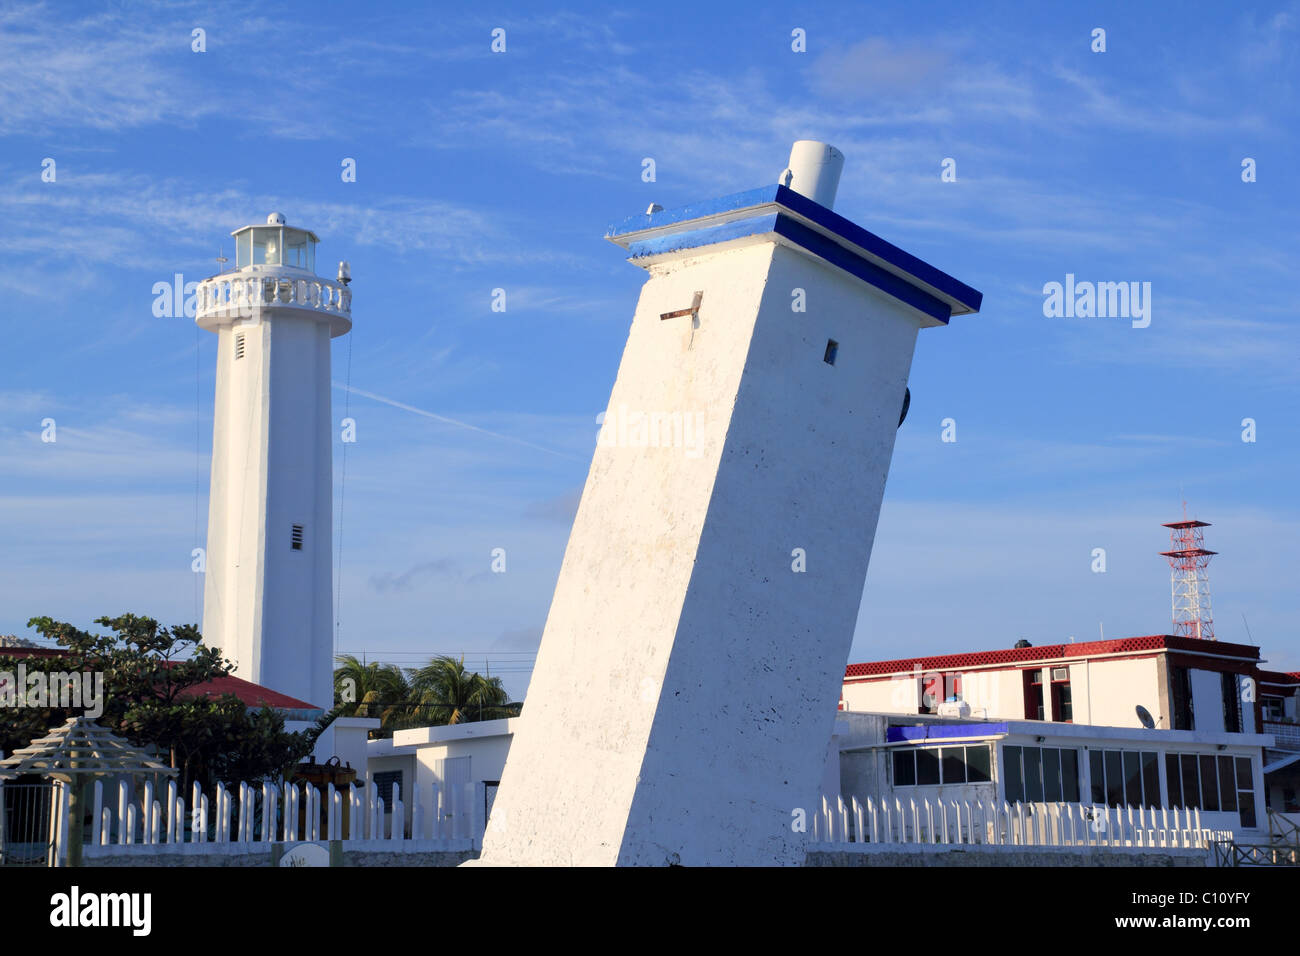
[479,239,925,865]
[200,300,337,711]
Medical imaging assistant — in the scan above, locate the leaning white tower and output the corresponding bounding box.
[478,143,981,866]
[194,213,352,711]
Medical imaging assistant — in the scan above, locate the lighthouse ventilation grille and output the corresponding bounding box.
[291,524,304,551]
[234,332,246,361]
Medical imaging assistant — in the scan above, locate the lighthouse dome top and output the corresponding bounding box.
[197,212,351,336]
[229,214,321,272]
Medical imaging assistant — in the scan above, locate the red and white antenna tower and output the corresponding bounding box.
[1159,507,1216,640]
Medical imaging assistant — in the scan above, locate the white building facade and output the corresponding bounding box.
[833,711,1271,840]
[841,634,1265,733]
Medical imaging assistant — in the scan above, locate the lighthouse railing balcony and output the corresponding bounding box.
[195,272,351,323]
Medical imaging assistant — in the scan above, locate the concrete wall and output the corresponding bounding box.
[320,717,380,771]
[83,842,473,867]
[84,843,1206,867]
[843,656,1165,728]
[482,237,926,866]
[1072,657,1162,727]
[202,304,336,711]
[805,843,1208,867]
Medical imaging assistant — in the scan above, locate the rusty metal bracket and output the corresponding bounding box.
[660,291,703,322]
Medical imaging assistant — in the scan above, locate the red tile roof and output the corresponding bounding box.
[1259,670,1300,688]
[845,634,1260,679]
[177,674,318,711]
[0,646,318,710]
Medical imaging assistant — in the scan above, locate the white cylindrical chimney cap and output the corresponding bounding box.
[781,141,845,209]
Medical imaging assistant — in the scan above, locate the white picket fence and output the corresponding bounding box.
[813,795,1229,849]
[62,777,483,857]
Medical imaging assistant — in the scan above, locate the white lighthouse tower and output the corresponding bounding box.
[478,143,981,866]
[194,214,352,711]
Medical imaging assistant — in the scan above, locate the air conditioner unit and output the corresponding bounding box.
[937,699,971,718]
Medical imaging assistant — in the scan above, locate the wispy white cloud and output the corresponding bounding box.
[334,383,584,461]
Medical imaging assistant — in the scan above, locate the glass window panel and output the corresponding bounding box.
[1024,747,1044,802]
[1090,750,1106,804]
[1104,750,1124,807]
[1004,746,1024,803]
[236,232,251,268]
[1199,755,1220,811]
[1179,754,1200,809]
[253,229,279,265]
[893,749,915,787]
[1057,683,1073,722]
[1043,748,1063,802]
[284,232,312,269]
[1122,751,1142,808]
[1238,790,1257,829]
[916,748,940,786]
[1165,753,1181,808]
[940,747,966,785]
[920,677,939,713]
[944,674,962,701]
[1141,752,1160,808]
[1061,750,1080,802]
[966,745,991,783]
[1218,756,1237,812]
[1235,757,1253,789]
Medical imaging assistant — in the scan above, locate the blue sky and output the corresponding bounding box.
[1,0,1297,698]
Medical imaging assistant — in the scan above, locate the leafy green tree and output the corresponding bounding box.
[3,615,314,796]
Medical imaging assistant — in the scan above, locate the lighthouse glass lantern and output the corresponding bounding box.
[233,213,317,272]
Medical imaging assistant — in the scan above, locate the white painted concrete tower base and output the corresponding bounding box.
[478,147,981,866]
[195,214,352,711]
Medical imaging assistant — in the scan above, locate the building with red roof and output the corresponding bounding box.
[0,646,323,721]
[841,633,1300,819]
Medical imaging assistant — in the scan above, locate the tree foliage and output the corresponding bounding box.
[329,653,516,735]
[2,615,314,796]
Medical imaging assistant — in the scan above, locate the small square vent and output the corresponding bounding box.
[235,332,246,361]
[291,524,304,551]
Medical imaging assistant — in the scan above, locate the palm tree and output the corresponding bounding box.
[332,654,411,732]
[407,655,512,726]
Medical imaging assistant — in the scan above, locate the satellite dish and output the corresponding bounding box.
[897,387,910,428]
[1135,705,1156,729]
